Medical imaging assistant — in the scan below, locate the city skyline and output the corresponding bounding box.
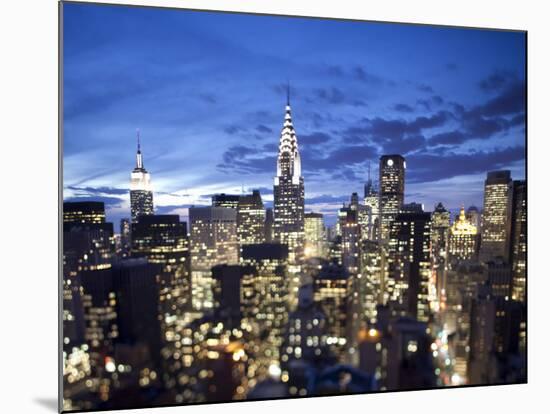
[63,3,526,227]
[61,3,527,411]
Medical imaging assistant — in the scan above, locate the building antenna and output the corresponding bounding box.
[136,128,141,152]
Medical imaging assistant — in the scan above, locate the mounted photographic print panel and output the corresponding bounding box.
[60,1,527,412]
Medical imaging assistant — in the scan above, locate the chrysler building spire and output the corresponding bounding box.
[273,87,305,270]
[276,87,302,183]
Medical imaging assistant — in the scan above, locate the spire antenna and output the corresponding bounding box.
[137,128,141,153]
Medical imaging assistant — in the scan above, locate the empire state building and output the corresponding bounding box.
[130,131,154,222]
[273,90,305,263]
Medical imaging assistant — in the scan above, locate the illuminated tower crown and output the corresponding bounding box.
[276,85,302,184]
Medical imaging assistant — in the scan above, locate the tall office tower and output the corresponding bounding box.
[364,170,380,241]
[273,91,305,263]
[264,208,274,242]
[387,211,432,322]
[119,218,131,258]
[379,155,406,240]
[304,212,326,258]
[360,240,383,325]
[63,202,115,351]
[341,208,361,276]
[240,243,289,381]
[189,206,238,310]
[79,259,163,386]
[212,193,240,209]
[510,180,526,303]
[313,261,350,362]
[131,215,191,319]
[111,258,164,372]
[431,203,450,300]
[63,201,106,224]
[487,258,513,298]
[479,170,512,263]
[466,206,481,231]
[350,192,370,242]
[130,131,154,222]
[237,190,266,245]
[448,206,478,262]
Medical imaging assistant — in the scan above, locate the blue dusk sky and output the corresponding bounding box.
[62,2,526,228]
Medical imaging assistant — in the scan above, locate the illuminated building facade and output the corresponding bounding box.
[379,155,405,240]
[273,92,305,263]
[364,174,380,241]
[387,211,432,322]
[479,170,512,263]
[510,180,526,303]
[448,206,478,262]
[304,212,326,258]
[119,218,131,258]
[360,240,383,325]
[63,201,106,224]
[212,193,240,209]
[237,190,266,246]
[240,243,289,382]
[130,132,154,222]
[431,202,450,299]
[131,214,191,320]
[189,206,238,310]
[313,261,350,361]
[63,202,115,353]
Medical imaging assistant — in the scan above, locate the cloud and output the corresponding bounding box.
[256,124,273,134]
[65,195,124,207]
[299,132,331,145]
[429,131,468,146]
[407,146,525,183]
[394,103,414,113]
[418,83,434,93]
[478,70,518,93]
[65,185,128,195]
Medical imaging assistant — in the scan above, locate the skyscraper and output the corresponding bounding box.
[189,206,238,310]
[273,89,305,263]
[131,214,191,316]
[387,211,432,322]
[130,131,154,222]
[379,155,405,240]
[237,190,266,246]
[431,203,450,301]
[364,166,380,241]
[448,206,478,262]
[240,243,290,381]
[304,212,326,258]
[212,193,241,209]
[510,180,527,303]
[479,170,512,263]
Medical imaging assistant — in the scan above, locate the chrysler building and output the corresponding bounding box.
[273,88,305,264]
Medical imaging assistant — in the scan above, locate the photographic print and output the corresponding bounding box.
[61,1,527,412]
